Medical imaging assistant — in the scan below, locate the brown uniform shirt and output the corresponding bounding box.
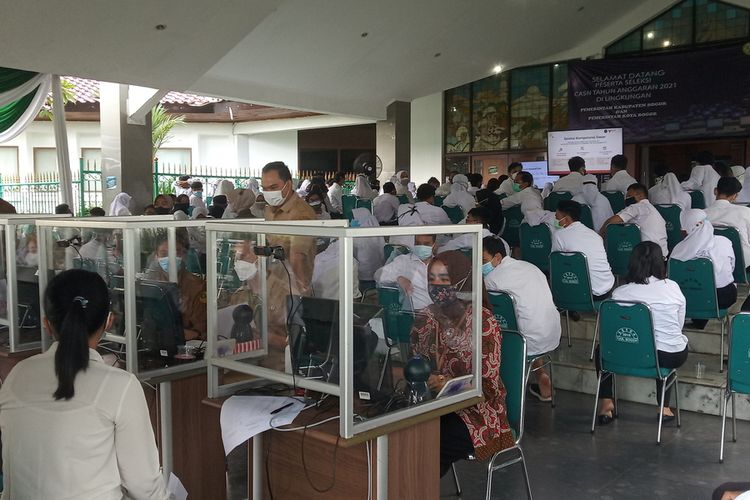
[147,267,208,340]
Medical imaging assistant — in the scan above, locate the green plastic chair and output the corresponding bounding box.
[355,198,372,213]
[668,257,729,372]
[377,285,414,362]
[549,251,603,352]
[342,194,357,220]
[434,195,445,207]
[519,222,551,272]
[654,204,684,252]
[720,313,750,462]
[602,191,625,213]
[689,190,706,209]
[397,194,409,204]
[543,191,572,212]
[713,225,748,284]
[591,300,680,444]
[604,223,641,277]
[489,290,555,407]
[442,205,465,224]
[383,243,409,262]
[451,329,532,499]
[501,205,523,248]
[580,204,595,230]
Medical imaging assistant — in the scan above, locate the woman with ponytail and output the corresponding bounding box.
[0,269,168,499]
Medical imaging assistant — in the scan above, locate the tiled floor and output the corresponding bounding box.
[441,390,750,499]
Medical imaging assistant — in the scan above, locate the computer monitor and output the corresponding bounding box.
[289,296,392,396]
[135,279,185,358]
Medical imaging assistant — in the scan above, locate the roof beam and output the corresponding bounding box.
[127,85,168,125]
[233,115,374,135]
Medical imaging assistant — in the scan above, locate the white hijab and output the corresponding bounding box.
[246,178,260,196]
[731,165,745,183]
[296,179,311,197]
[451,174,469,193]
[738,167,750,203]
[670,209,714,262]
[351,175,377,200]
[216,179,235,197]
[578,175,599,206]
[108,193,131,216]
[352,207,385,280]
[650,173,691,211]
[395,170,410,195]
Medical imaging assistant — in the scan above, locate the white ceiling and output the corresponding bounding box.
[1,0,748,119]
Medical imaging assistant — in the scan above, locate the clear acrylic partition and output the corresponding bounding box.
[0,215,72,353]
[206,222,483,438]
[37,217,209,381]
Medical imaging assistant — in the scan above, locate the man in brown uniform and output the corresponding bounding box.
[260,162,317,368]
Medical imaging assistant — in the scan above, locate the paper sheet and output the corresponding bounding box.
[167,472,188,500]
[219,395,305,455]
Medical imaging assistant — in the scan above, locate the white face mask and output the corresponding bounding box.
[24,252,39,267]
[234,260,258,281]
[264,182,288,207]
[309,200,321,207]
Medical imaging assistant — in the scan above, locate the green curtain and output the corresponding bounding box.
[0,67,37,94]
[0,91,35,133]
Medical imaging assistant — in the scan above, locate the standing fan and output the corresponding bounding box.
[353,152,383,182]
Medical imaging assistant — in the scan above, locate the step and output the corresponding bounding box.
[549,338,750,420]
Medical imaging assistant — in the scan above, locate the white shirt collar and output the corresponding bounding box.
[46,341,105,363]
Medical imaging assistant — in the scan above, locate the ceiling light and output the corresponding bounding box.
[646,31,655,39]
[155,24,166,31]
[492,64,503,74]
[662,40,671,47]
[554,63,560,68]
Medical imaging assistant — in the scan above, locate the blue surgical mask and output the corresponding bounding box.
[512,183,522,193]
[481,261,494,277]
[193,191,203,198]
[412,245,433,260]
[158,256,182,272]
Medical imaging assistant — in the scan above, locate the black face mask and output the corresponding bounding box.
[173,203,189,213]
[625,196,636,206]
[155,207,171,215]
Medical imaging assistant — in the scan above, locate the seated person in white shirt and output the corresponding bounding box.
[373,181,401,224]
[442,174,476,218]
[376,233,436,311]
[439,207,508,253]
[594,242,687,424]
[189,180,207,213]
[551,156,586,196]
[467,173,482,196]
[0,269,168,499]
[397,183,452,226]
[327,172,345,217]
[482,236,561,401]
[501,171,543,217]
[670,209,736,329]
[495,162,523,197]
[681,150,721,207]
[573,174,614,232]
[552,200,615,299]
[601,154,637,194]
[706,176,750,271]
[600,183,669,258]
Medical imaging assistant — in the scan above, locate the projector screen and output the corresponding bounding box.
[521,161,558,188]
[547,128,623,175]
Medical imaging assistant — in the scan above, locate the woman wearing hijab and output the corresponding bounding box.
[731,165,745,184]
[735,167,750,203]
[296,179,311,198]
[107,193,132,216]
[311,239,361,300]
[410,250,514,477]
[649,172,692,217]
[351,174,377,200]
[394,170,414,203]
[670,209,736,329]
[572,175,613,232]
[351,207,385,284]
[246,178,260,196]
[223,187,257,219]
[442,174,476,219]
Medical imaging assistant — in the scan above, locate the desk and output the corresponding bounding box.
[203,395,481,500]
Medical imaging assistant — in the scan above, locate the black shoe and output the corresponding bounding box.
[598,413,614,425]
[569,311,581,322]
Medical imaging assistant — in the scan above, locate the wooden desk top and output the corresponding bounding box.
[202,394,482,446]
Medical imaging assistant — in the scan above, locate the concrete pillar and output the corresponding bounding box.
[376,101,410,185]
[100,83,153,214]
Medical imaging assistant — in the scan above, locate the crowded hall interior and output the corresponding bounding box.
[2,1,750,499]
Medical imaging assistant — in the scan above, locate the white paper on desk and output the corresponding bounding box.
[220,395,305,455]
[167,472,188,500]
